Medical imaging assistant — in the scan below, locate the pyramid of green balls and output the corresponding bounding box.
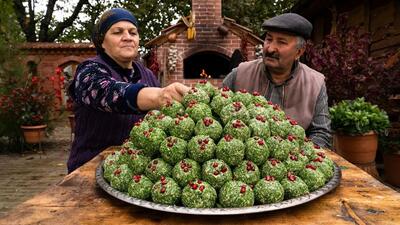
[102,80,335,208]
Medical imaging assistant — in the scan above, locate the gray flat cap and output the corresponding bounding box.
[262,13,313,39]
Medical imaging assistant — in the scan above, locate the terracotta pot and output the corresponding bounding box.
[383,153,400,187]
[333,131,378,164]
[20,124,47,144]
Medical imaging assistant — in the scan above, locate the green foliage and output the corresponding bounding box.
[222,0,296,37]
[329,98,390,135]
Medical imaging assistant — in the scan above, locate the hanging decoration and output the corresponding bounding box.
[148,48,160,77]
[181,11,196,41]
[167,44,178,72]
[255,44,263,59]
[240,37,249,61]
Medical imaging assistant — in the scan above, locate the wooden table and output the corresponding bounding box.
[1,148,399,225]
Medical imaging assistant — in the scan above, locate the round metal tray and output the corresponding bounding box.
[96,161,341,215]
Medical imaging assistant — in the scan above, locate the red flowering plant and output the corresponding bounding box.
[0,74,55,127]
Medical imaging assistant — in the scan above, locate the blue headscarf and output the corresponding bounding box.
[92,8,138,53]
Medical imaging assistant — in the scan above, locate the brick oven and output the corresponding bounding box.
[145,0,263,88]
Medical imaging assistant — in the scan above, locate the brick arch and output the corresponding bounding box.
[183,44,231,59]
[54,56,86,68]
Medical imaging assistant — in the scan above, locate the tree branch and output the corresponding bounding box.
[46,0,89,42]
[12,0,36,41]
[38,0,56,41]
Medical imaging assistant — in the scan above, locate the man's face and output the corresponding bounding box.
[263,31,304,74]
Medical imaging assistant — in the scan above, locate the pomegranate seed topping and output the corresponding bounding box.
[313,157,323,163]
[127,149,133,155]
[239,89,247,93]
[191,184,198,190]
[287,135,295,141]
[197,179,202,184]
[199,79,207,84]
[253,91,260,96]
[267,101,273,105]
[265,175,275,181]
[160,187,166,193]
[288,173,296,181]
[203,139,209,144]
[256,115,266,122]
[213,171,219,176]
[222,86,230,91]
[184,114,189,118]
[221,93,228,98]
[289,120,298,125]
[221,167,227,173]
[153,160,158,164]
[270,158,279,166]
[317,152,325,158]
[197,140,203,145]
[175,120,180,125]
[200,145,206,150]
[183,167,189,172]
[160,176,165,181]
[161,179,167,185]
[240,185,247,193]
[114,169,121,175]
[212,162,219,168]
[314,145,321,149]
[149,128,154,132]
[199,185,205,192]
[224,134,233,142]
[290,155,298,161]
[257,139,265,145]
[306,164,317,170]
[167,143,174,147]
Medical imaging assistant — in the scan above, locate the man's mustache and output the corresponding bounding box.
[263,52,279,60]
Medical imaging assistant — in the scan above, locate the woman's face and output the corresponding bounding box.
[102,21,139,68]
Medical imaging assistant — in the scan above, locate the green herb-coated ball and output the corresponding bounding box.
[249,115,271,140]
[126,149,151,175]
[159,136,187,165]
[261,158,288,181]
[233,160,261,185]
[216,135,245,167]
[182,87,210,107]
[160,100,185,118]
[223,119,250,141]
[248,103,272,119]
[172,159,201,187]
[185,101,213,122]
[280,172,309,199]
[127,175,153,200]
[195,80,217,97]
[151,114,173,131]
[168,114,195,140]
[129,120,150,148]
[309,156,334,180]
[254,176,284,204]
[202,159,232,190]
[219,181,254,208]
[245,136,269,166]
[232,89,253,106]
[144,110,161,124]
[220,101,250,125]
[187,135,216,163]
[181,179,217,208]
[210,92,233,115]
[144,158,172,183]
[284,152,306,174]
[269,117,291,138]
[109,164,133,192]
[298,164,326,191]
[194,117,223,141]
[141,127,167,157]
[151,176,181,205]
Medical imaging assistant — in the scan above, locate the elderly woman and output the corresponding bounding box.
[67,8,189,173]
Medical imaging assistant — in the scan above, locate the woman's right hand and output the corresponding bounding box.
[137,82,190,111]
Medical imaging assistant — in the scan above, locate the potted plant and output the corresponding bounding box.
[1,74,55,144]
[380,128,400,187]
[330,97,390,165]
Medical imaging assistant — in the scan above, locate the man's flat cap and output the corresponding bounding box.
[262,13,313,39]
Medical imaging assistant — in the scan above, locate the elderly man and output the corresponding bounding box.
[223,13,331,148]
